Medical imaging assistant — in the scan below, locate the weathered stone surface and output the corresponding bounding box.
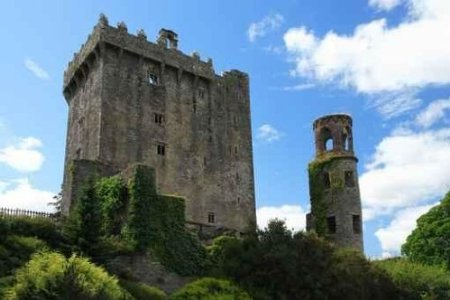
[106,253,193,293]
[307,114,364,251]
[61,15,256,233]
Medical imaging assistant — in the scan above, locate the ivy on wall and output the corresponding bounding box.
[65,164,207,276]
[308,153,346,237]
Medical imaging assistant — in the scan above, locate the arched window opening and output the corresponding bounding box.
[320,127,333,152]
[343,126,352,151]
[325,138,333,151]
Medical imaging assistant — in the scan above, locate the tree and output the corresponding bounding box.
[402,191,450,270]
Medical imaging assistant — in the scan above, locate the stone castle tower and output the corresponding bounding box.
[61,14,256,233]
[306,114,363,250]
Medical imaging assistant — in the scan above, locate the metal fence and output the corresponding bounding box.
[0,208,55,220]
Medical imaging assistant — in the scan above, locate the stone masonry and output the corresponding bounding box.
[306,114,364,251]
[61,14,256,233]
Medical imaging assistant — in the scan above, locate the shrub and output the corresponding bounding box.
[171,277,251,300]
[214,219,407,300]
[120,280,167,300]
[5,251,130,300]
[375,258,450,299]
[0,236,48,277]
[5,217,62,248]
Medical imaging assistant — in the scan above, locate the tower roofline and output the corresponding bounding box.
[64,14,246,93]
[313,113,352,130]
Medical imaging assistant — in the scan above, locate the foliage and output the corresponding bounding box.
[95,176,128,236]
[171,277,251,300]
[5,251,130,300]
[0,235,48,277]
[150,195,207,276]
[402,191,450,270]
[212,219,407,300]
[375,258,450,299]
[120,280,167,300]
[62,183,102,255]
[123,165,155,250]
[2,217,62,248]
[328,249,405,299]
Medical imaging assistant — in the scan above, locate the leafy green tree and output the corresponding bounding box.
[402,191,450,270]
[5,251,130,300]
[375,258,450,299]
[62,184,102,254]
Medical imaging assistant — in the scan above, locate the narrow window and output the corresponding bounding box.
[236,172,240,184]
[148,73,159,85]
[208,212,215,224]
[198,87,205,99]
[156,144,165,156]
[237,197,241,206]
[325,138,333,151]
[76,148,81,159]
[234,146,238,154]
[193,98,197,113]
[352,215,361,234]
[154,113,164,125]
[322,172,331,189]
[345,171,355,187]
[327,216,336,234]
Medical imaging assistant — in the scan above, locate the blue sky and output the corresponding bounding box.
[1,0,450,258]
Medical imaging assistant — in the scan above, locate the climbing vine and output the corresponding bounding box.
[308,152,347,237]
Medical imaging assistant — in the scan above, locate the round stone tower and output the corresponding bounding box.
[306,114,363,251]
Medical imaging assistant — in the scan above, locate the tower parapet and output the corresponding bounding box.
[63,14,216,99]
[306,114,363,251]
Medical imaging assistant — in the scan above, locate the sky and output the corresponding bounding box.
[0,0,449,258]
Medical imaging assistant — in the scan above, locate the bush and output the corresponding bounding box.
[120,280,167,300]
[213,219,407,300]
[3,217,62,248]
[328,249,406,299]
[0,236,48,277]
[375,258,450,299]
[171,277,251,300]
[5,251,130,299]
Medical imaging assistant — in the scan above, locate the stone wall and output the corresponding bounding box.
[61,15,256,233]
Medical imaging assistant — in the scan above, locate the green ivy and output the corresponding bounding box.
[95,176,128,236]
[308,152,346,236]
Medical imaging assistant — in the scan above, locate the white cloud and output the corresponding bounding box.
[0,137,45,172]
[257,204,306,232]
[375,203,436,256]
[24,58,49,80]
[415,98,450,127]
[369,0,404,11]
[257,124,284,142]
[0,178,55,212]
[360,127,450,220]
[284,0,450,116]
[248,13,284,42]
[282,83,315,91]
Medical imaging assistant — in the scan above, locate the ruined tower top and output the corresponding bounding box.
[313,114,354,157]
[157,28,178,49]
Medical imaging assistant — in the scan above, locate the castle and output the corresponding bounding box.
[61,15,363,250]
[306,114,364,251]
[61,14,256,233]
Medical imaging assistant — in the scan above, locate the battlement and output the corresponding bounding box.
[63,14,222,93]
